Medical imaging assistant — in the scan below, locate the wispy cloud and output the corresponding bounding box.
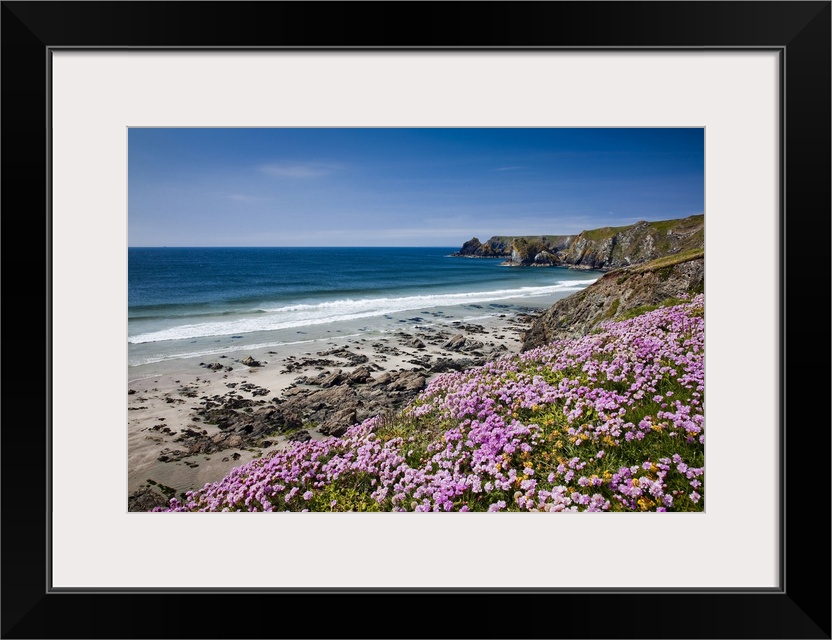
[258,162,340,178]
[224,193,269,203]
[492,166,524,172]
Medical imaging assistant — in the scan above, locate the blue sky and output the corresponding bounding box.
[128,128,704,247]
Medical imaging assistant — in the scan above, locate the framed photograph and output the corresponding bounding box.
[3,2,829,638]
[124,126,707,519]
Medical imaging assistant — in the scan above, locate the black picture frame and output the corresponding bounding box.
[2,2,829,638]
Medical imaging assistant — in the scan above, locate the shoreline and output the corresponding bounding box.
[128,305,543,510]
[449,253,610,271]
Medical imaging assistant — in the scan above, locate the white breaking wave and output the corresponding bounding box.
[128,280,597,344]
[128,336,362,366]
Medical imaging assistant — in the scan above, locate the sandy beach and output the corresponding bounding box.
[128,307,540,510]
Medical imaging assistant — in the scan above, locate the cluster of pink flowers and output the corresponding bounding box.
[156,295,704,513]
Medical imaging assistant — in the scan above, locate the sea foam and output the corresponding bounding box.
[128,280,596,344]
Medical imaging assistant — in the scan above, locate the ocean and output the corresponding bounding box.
[128,247,601,366]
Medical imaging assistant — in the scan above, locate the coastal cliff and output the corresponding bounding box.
[454,235,574,260]
[521,250,704,350]
[453,214,703,269]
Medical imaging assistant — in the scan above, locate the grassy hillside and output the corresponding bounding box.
[455,214,704,269]
[521,250,704,351]
[626,247,704,273]
[580,216,703,246]
[483,234,575,247]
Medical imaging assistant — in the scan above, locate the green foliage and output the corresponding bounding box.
[617,297,688,322]
[629,248,704,273]
[312,480,383,512]
[375,409,448,468]
[581,225,626,242]
[604,298,620,319]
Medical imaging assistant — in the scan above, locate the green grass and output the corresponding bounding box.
[648,214,703,234]
[603,298,620,319]
[616,297,689,321]
[628,248,704,273]
[581,225,628,242]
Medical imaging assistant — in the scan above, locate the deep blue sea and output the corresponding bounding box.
[128,247,601,365]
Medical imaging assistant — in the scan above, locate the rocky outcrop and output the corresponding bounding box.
[452,235,562,259]
[441,333,486,353]
[533,250,557,265]
[442,334,467,351]
[128,485,174,512]
[453,215,704,270]
[348,366,374,384]
[555,216,703,270]
[158,365,434,464]
[521,251,704,350]
[504,236,574,266]
[457,237,484,256]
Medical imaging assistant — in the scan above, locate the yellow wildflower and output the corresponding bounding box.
[637,497,655,511]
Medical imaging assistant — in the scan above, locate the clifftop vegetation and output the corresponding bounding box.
[453,214,704,270]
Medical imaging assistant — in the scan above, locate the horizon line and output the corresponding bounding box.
[127,245,463,249]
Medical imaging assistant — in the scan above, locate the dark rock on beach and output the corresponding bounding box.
[442,334,467,351]
[317,347,368,366]
[288,430,312,444]
[384,370,426,392]
[128,486,172,512]
[319,369,345,388]
[319,407,357,436]
[429,357,485,374]
[162,359,437,470]
[348,366,374,384]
